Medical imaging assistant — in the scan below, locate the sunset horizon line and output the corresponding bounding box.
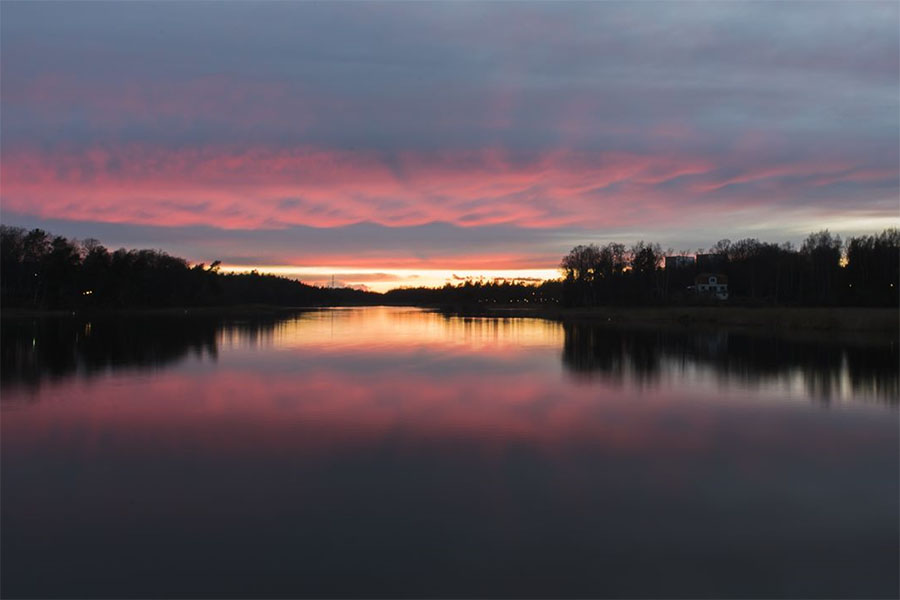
[4,220,894,293]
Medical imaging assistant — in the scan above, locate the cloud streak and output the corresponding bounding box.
[1,1,897,281]
[2,143,895,232]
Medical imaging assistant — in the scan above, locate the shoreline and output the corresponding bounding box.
[3,303,896,331]
[0,304,321,319]
[435,305,899,338]
[2,302,897,330]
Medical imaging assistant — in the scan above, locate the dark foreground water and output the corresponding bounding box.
[2,307,897,598]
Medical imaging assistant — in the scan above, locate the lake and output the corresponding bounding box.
[2,307,897,598]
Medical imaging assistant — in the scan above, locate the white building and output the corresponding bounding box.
[694,273,728,300]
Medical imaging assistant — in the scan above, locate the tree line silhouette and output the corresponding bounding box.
[0,226,377,309]
[559,229,898,307]
[382,279,563,307]
[1,225,896,310]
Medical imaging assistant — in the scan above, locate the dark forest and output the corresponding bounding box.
[1,225,897,310]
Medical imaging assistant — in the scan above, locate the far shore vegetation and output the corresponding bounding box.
[1,226,897,329]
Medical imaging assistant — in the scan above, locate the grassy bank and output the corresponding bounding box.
[442,305,899,334]
[3,303,897,338]
[0,304,317,319]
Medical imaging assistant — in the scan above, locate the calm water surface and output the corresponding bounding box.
[2,307,897,598]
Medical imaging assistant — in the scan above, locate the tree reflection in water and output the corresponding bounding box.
[0,315,284,391]
[2,313,896,405]
[561,321,898,404]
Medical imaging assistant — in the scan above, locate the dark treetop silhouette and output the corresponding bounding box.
[1,225,897,310]
[0,226,378,310]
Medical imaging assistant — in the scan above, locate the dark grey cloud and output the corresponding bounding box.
[2,1,896,157]
[1,1,897,264]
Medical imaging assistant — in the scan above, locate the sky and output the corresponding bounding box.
[1,1,898,291]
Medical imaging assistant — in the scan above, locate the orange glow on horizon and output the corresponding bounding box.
[216,264,562,293]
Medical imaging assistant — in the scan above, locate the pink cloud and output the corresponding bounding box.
[2,140,894,246]
[268,252,561,270]
[691,161,856,193]
[1,144,716,230]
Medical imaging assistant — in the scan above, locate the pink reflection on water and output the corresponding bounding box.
[4,361,888,468]
[2,308,893,483]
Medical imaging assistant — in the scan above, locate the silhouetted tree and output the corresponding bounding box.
[845,228,899,306]
[3,226,898,310]
[0,227,381,309]
[801,230,842,305]
[629,241,663,302]
[560,228,897,307]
